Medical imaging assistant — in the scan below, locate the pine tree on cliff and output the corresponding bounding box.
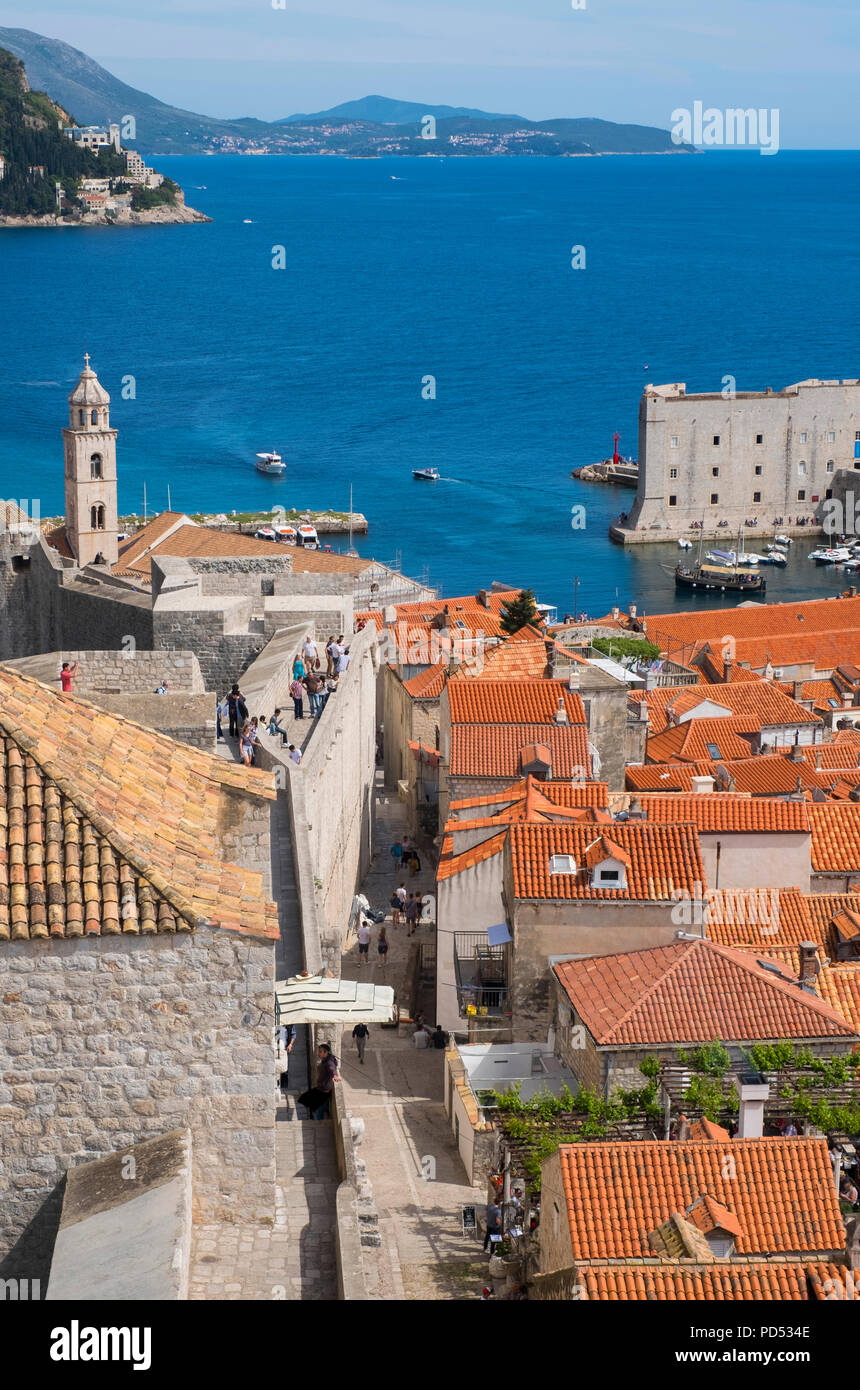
[500,589,538,635]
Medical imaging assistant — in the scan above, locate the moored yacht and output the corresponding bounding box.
[255,451,286,475]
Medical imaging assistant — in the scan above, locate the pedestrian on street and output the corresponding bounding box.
[288,744,302,766]
[356,919,371,963]
[216,694,229,742]
[405,893,420,936]
[352,1021,369,1064]
[325,636,337,677]
[390,839,403,874]
[290,674,305,720]
[390,882,407,927]
[239,722,254,767]
[377,925,389,969]
[483,1200,502,1252]
[227,684,247,738]
[335,644,350,679]
[298,1043,340,1120]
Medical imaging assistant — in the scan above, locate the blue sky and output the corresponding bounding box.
[5,0,859,145]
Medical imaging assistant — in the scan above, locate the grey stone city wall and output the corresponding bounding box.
[53,650,203,694]
[0,927,276,1285]
[153,606,268,696]
[92,693,216,751]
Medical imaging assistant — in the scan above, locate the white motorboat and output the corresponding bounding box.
[413,467,440,481]
[274,524,297,544]
[255,451,286,475]
[763,550,787,566]
[774,533,792,546]
[677,538,693,550]
[297,524,319,549]
[812,546,852,565]
[254,526,277,541]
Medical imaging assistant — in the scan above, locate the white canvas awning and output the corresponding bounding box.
[275,973,396,1024]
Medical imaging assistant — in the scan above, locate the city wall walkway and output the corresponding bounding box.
[337,783,486,1300]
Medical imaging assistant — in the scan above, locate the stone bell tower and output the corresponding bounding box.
[62,354,119,567]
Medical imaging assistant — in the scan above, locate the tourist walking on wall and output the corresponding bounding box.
[377,925,389,969]
[59,660,79,694]
[304,669,324,716]
[288,744,302,765]
[390,839,403,873]
[335,641,350,680]
[325,636,336,677]
[227,684,247,738]
[290,674,305,720]
[216,694,230,742]
[352,1021,369,1064]
[239,722,254,767]
[390,882,407,927]
[292,654,305,680]
[302,633,319,669]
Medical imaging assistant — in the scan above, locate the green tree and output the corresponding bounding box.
[500,589,538,635]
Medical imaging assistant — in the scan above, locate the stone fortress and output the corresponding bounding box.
[611,377,860,543]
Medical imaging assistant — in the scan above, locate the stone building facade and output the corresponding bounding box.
[613,378,860,543]
[0,665,279,1284]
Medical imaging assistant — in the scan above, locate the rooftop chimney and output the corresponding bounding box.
[814,750,823,771]
[629,603,637,620]
[690,775,716,795]
[611,606,620,621]
[798,941,821,990]
[676,1114,691,1142]
[734,1071,769,1139]
[554,697,569,726]
[723,655,733,683]
[477,588,491,610]
[789,776,806,801]
[627,796,645,819]
[789,740,805,763]
[793,679,804,701]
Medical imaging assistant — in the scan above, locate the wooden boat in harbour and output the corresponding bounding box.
[673,561,766,594]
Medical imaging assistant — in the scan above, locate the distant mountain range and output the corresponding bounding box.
[0,27,693,158]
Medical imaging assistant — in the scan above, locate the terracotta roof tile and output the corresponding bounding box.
[809,803,860,872]
[636,794,810,833]
[689,1118,732,1142]
[552,939,856,1045]
[448,679,586,726]
[636,681,821,733]
[449,779,609,814]
[402,665,447,699]
[578,1260,853,1301]
[557,1137,845,1259]
[449,724,592,780]
[0,668,278,943]
[510,821,704,900]
[436,830,508,881]
[646,717,761,764]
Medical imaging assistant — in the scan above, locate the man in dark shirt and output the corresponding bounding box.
[432,1024,448,1050]
[484,1200,502,1252]
[298,1042,340,1120]
[352,1022,369,1064]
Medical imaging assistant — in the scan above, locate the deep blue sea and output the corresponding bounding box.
[1,151,859,614]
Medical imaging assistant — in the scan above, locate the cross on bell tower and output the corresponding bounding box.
[62,355,119,567]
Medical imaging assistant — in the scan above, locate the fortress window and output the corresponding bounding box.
[828,431,836,442]
[827,460,835,472]
[710,493,719,505]
[755,434,764,444]
[668,495,677,507]
[712,435,720,446]
[79,410,86,426]
[755,465,763,475]
[799,432,808,444]
[91,409,98,426]
[670,436,679,449]
[797,490,806,502]
[90,453,102,479]
[798,461,807,475]
[712,467,719,477]
[753,491,761,503]
[669,467,678,479]
[90,504,105,530]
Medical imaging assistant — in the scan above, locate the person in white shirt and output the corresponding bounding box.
[356,920,371,964]
[288,744,302,765]
[302,634,318,669]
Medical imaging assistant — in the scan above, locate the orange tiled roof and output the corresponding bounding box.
[509,821,704,900]
[635,794,810,833]
[578,1260,854,1302]
[436,829,508,881]
[646,717,759,764]
[114,521,370,582]
[556,1137,845,1259]
[449,724,592,780]
[453,626,552,681]
[449,779,609,814]
[816,963,860,1031]
[702,887,815,952]
[636,681,821,733]
[808,803,860,873]
[626,753,828,796]
[447,679,586,727]
[0,668,278,943]
[402,665,447,699]
[552,939,856,1045]
[689,1117,732,1142]
[646,594,860,655]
